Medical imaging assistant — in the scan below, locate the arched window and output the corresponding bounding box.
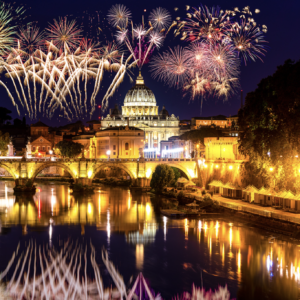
[125,143,129,150]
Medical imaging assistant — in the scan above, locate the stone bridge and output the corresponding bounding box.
[0,157,198,187]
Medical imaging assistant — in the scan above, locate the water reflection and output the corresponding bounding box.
[1,181,300,298]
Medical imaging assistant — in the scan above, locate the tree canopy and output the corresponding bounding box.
[0,107,12,125]
[0,131,10,156]
[55,140,83,158]
[150,164,175,192]
[238,59,300,191]
[180,127,223,145]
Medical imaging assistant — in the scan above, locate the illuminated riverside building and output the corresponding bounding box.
[101,73,180,154]
[204,137,246,161]
[90,126,144,159]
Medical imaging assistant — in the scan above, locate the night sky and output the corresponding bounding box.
[2,0,300,126]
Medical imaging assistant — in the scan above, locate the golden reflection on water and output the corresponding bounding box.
[2,181,300,293]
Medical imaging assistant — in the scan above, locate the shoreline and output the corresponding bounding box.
[154,190,300,238]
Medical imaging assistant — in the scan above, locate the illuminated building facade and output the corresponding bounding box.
[101,73,180,153]
[90,126,144,159]
[30,121,62,154]
[204,137,246,161]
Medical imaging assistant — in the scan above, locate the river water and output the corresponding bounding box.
[0,180,300,299]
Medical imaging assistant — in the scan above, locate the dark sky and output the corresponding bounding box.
[2,0,300,126]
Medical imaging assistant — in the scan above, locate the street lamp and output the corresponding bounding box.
[106,150,111,160]
[49,150,53,161]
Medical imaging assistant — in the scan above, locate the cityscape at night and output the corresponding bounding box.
[0,0,300,299]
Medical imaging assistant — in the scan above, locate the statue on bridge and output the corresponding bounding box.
[7,138,14,156]
[26,137,32,158]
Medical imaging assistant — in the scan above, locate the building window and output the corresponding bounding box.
[138,133,140,136]
[38,131,42,136]
[125,143,129,150]
[113,133,116,135]
[42,146,45,151]
[113,145,116,150]
[48,146,50,150]
[33,147,35,151]
[113,152,116,155]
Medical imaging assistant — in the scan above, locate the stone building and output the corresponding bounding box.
[90,126,144,159]
[204,137,246,161]
[30,121,63,154]
[101,73,180,154]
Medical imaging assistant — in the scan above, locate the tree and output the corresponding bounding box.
[0,107,12,125]
[0,131,10,156]
[171,167,181,185]
[55,140,83,158]
[238,59,300,191]
[150,164,175,192]
[13,118,22,126]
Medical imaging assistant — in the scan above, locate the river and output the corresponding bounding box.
[0,180,299,299]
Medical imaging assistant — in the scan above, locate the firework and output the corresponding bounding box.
[150,42,240,99]
[150,4,267,103]
[0,37,134,120]
[149,7,172,30]
[229,20,267,64]
[17,25,44,56]
[108,4,173,71]
[180,5,231,42]
[46,17,82,51]
[0,4,17,56]
[177,5,267,63]
[107,4,131,28]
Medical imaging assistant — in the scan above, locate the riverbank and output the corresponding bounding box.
[154,188,300,238]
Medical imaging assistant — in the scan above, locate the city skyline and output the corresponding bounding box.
[0,0,299,126]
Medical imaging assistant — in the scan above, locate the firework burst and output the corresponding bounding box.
[108,5,173,71]
[149,7,172,30]
[17,25,44,56]
[108,4,131,28]
[46,17,82,51]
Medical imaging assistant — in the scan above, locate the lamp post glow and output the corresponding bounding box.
[106,150,111,159]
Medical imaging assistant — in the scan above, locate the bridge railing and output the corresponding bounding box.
[11,157,195,163]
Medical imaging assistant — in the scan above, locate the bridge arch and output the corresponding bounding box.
[91,163,136,180]
[0,162,16,179]
[30,162,77,181]
[146,162,193,181]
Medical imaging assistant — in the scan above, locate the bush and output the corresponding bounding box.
[177,191,185,201]
[150,164,175,193]
[203,193,211,201]
[168,191,177,199]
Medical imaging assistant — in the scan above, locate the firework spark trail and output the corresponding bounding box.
[0,6,134,120]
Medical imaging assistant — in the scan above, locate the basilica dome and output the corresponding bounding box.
[123,72,156,107]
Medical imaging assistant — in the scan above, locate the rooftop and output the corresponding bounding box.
[31,120,49,127]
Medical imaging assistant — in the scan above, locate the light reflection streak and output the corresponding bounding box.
[185,218,188,240]
[136,244,144,269]
[163,216,167,241]
[107,210,111,243]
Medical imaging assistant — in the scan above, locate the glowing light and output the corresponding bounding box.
[88,170,93,178]
[146,168,152,178]
[163,216,167,241]
[88,203,92,215]
[229,165,233,170]
[269,167,273,172]
[215,165,219,168]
